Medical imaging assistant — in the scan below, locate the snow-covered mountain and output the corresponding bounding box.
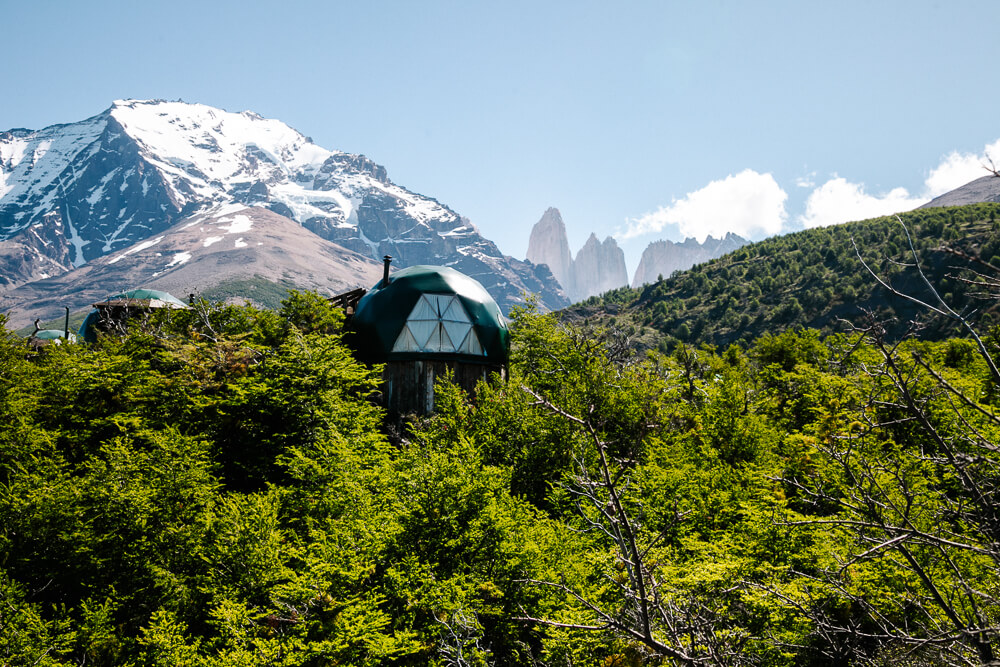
[0,99,566,317]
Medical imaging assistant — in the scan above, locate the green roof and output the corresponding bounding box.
[92,289,189,309]
[32,329,76,343]
[79,289,188,343]
[350,265,509,364]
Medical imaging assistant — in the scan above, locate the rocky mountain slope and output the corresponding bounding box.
[573,233,629,302]
[525,207,627,302]
[0,205,388,329]
[631,232,748,287]
[0,100,566,317]
[918,173,1000,209]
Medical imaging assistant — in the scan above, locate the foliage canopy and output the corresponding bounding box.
[4,234,1000,664]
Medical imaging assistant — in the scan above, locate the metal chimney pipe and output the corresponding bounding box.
[64,306,70,339]
[383,255,392,285]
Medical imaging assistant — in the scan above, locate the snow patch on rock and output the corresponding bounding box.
[108,235,164,264]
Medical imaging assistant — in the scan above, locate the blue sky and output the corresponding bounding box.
[4,0,999,274]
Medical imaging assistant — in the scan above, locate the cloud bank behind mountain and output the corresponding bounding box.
[620,138,1000,243]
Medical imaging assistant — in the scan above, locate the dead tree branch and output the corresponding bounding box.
[517,384,754,665]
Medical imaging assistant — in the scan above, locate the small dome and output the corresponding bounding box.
[90,289,189,309]
[29,329,76,345]
[350,265,509,364]
[33,329,75,342]
[78,288,189,343]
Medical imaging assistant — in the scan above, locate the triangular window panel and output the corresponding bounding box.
[392,326,420,352]
[440,297,470,322]
[430,294,452,318]
[442,320,472,349]
[437,325,457,353]
[422,324,438,352]
[408,320,438,349]
[410,295,439,321]
[461,328,485,355]
[452,327,471,352]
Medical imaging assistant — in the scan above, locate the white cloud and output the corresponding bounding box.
[800,138,1000,229]
[799,177,926,229]
[925,138,1000,197]
[795,173,816,189]
[621,169,787,242]
[625,138,1000,244]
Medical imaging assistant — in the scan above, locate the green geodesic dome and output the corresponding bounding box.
[28,329,77,346]
[78,289,188,343]
[93,289,189,308]
[33,329,75,342]
[350,265,509,364]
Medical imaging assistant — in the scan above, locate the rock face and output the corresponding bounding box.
[632,232,748,287]
[572,233,628,302]
[918,174,1000,209]
[0,100,567,315]
[0,211,74,289]
[525,208,628,302]
[526,207,574,292]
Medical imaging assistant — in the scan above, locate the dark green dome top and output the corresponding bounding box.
[91,289,189,309]
[78,289,188,343]
[350,265,509,364]
[30,329,76,345]
[33,329,74,341]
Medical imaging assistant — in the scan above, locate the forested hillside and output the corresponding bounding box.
[3,284,1000,664]
[575,203,1000,349]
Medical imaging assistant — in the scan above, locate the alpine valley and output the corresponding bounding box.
[0,100,567,327]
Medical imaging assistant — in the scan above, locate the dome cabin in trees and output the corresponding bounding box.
[348,258,509,416]
[78,289,189,343]
[27,307,77,351]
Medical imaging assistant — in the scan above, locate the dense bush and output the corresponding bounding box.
[2,288,1000,664]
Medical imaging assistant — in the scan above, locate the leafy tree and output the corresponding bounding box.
[7,281,1000,665]
[775,223,1000,664]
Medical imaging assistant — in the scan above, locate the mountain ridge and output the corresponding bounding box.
[918,173,1000,209]
[0,100,567,316]
[631,232,748,287]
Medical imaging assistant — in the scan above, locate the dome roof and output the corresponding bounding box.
[350,265,509,364]
[91,289,189,309]
[79,288,188,343]
[31,329,76,343]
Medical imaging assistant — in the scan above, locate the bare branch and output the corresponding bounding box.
[983,154,1000,178]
